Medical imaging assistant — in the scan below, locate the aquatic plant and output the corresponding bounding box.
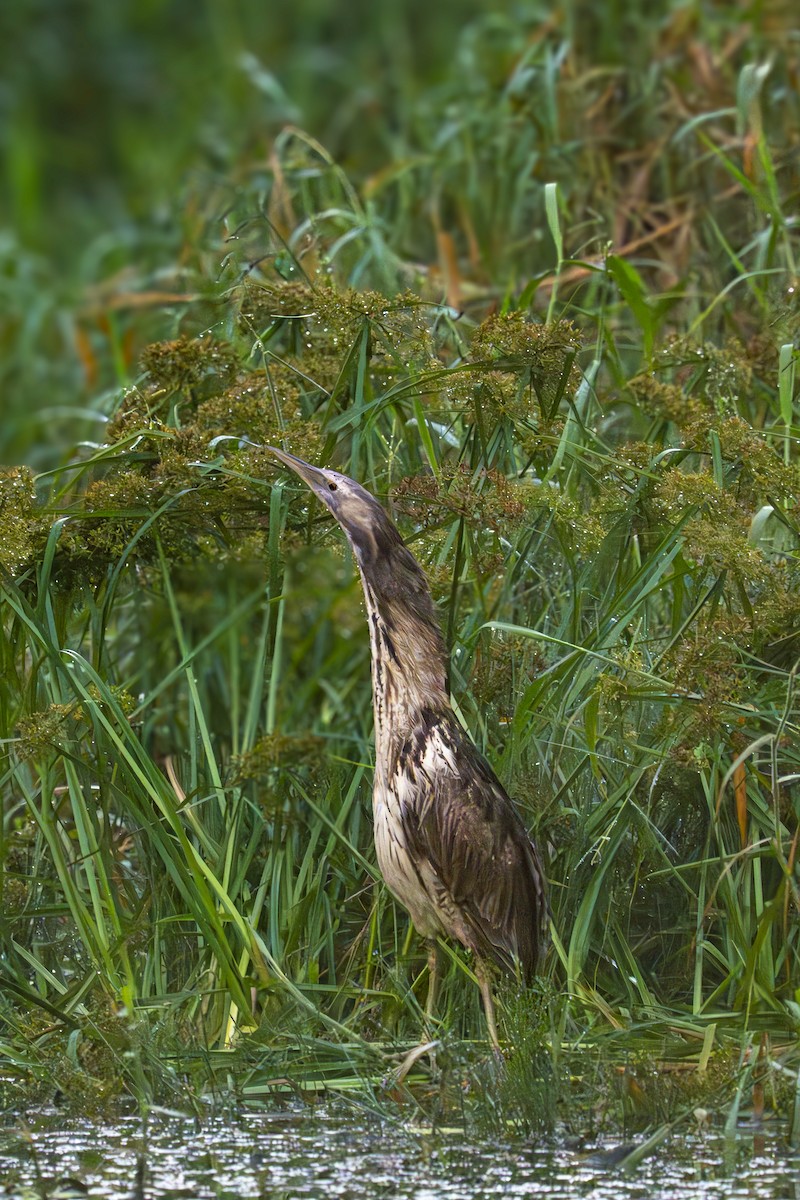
[1,2,799,1131]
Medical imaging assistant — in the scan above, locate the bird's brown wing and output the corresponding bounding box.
[402,722,547,979]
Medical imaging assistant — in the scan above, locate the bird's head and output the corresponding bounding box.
[268,447,403,565]
[269,446,447,674]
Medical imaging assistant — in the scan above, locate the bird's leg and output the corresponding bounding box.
[392,944,441,1086]
[424,941,439,1030]
[423,941,440,1075]
[475,957,501,1053]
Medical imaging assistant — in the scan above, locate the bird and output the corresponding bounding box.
[269,447,548,1049]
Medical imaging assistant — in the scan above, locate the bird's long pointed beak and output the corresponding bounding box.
[268,445,329,490]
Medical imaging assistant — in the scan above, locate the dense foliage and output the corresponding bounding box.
[1,0,799,1128]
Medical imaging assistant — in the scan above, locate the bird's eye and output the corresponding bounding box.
[328,481,338,491]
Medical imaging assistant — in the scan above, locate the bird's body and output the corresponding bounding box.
[378,712,546,978]
[270,448,547,1044]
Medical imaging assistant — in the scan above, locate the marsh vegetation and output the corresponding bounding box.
[1,0,799,1140]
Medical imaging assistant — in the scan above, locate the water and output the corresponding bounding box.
[1,1108,797,1199]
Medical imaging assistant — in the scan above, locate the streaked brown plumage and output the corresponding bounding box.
[270,447,548,1047]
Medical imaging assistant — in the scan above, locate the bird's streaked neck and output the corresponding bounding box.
[354,554,451,763]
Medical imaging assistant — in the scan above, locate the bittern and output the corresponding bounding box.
[270,448,547,1049]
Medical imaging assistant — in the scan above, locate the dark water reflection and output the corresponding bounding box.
[0,1109,798,1199]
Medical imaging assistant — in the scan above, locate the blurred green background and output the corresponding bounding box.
[0,0,508,464]
[2,0,681,245]
[2,0,507,247]
[1,0,794,466]
[2,0,799,1102]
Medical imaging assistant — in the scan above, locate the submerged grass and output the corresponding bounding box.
[1,1,800,1136]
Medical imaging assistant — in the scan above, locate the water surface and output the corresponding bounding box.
[1,1108,796,1199]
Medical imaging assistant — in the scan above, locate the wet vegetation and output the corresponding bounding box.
[1,0,799,1140]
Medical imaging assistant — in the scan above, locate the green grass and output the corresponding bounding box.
[1,0,799,1134]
